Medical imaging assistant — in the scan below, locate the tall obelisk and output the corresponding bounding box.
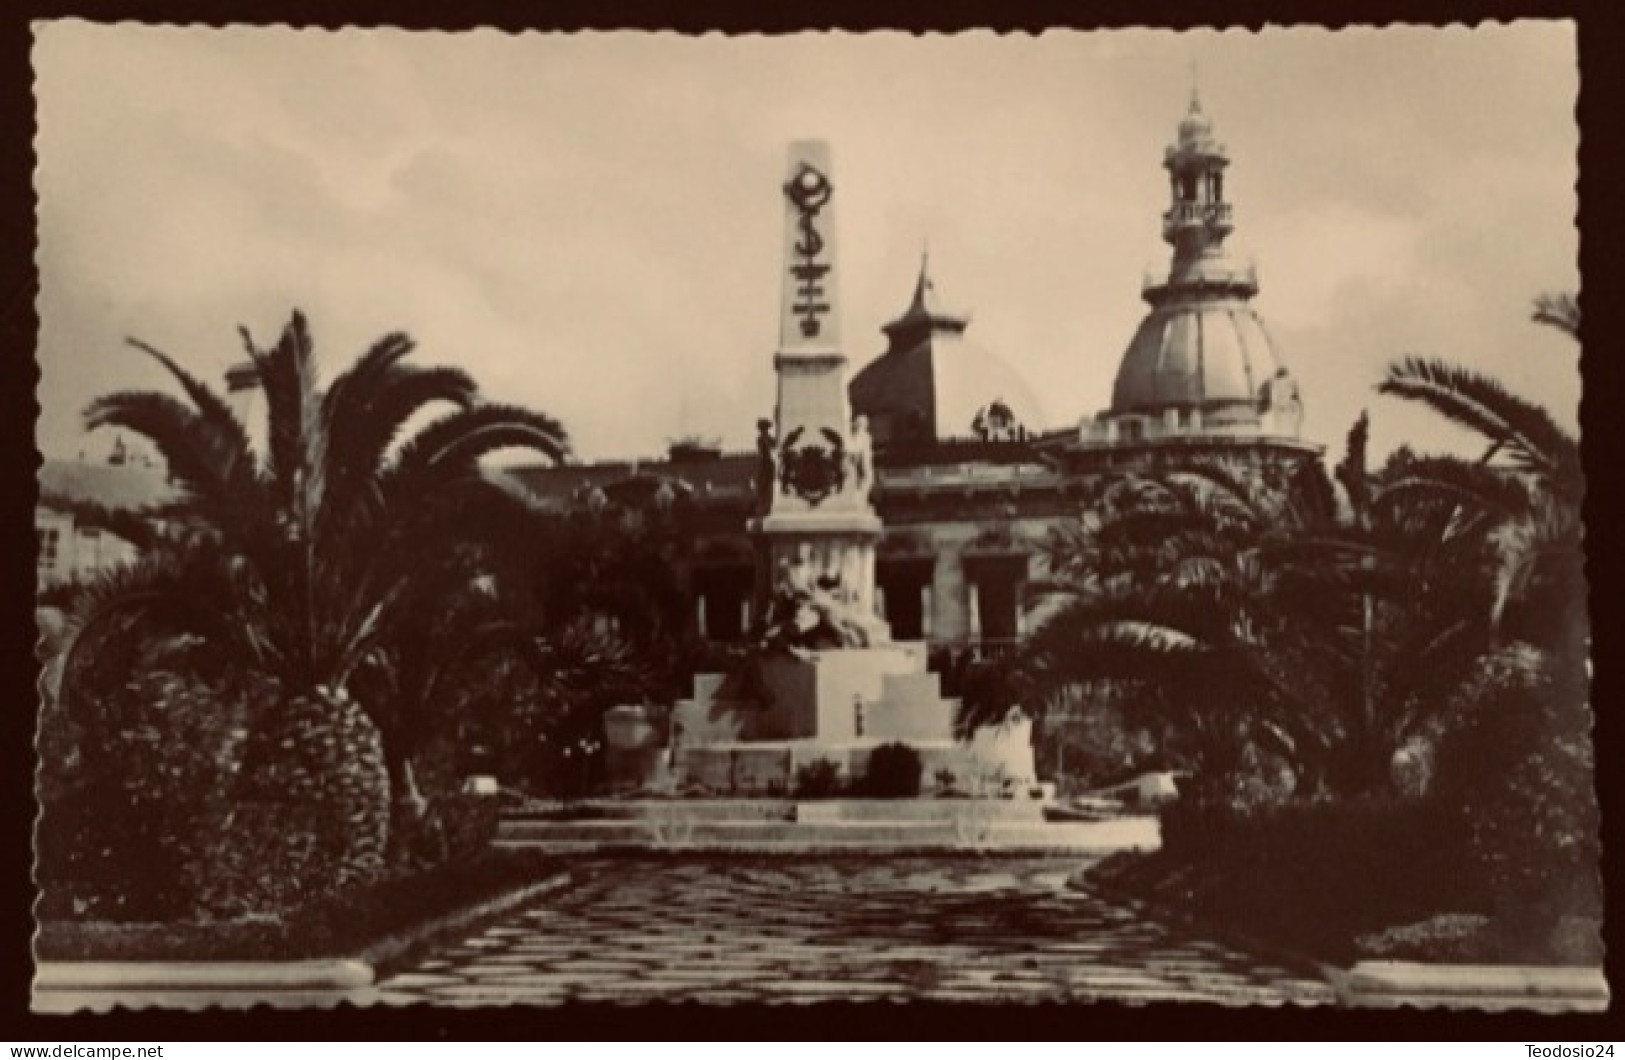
[752,141,884,628]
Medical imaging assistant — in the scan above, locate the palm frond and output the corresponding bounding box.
[1378,356,1580,490]
[1374,455,1531,521]
[1533,291,1580,342]
[523,620,657,707]
[52,554,240,713]
[1161,461,1273,527]
[328,365,478,476]
[319,331,418,430]
[1282,456,1342,529]
[1333,410,1372,519]
[83,392,237,510]
[389,403,570,487]
[124,336,255,477]
[245,311,328,527]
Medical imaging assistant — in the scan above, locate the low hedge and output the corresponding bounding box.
[36,848,557,962]
[1354,912,1602,965]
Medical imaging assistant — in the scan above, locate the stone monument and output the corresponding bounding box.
[611,141,1037,797]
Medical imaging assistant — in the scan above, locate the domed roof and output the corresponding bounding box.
[1110,297,1284,415]
[1178,105,1213,145]
[850,260,1045,445]
[1172,93,1224,159]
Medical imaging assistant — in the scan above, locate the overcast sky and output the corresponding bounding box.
[33,22,1578,468]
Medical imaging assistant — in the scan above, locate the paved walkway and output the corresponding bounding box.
[372,857,1335,1005]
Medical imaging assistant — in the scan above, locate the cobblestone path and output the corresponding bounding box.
[372,857,1334,1005]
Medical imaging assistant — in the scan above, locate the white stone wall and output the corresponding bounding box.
[35,508,138,589]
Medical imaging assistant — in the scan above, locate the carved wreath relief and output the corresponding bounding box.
[778,425,846,506]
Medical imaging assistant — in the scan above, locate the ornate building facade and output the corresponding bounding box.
[510,96,1321,656]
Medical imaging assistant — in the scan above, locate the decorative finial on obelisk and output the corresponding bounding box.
[779,140,840,351]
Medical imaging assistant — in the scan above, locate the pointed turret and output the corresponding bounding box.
[852,253,1041,446]
[880,252,970,347]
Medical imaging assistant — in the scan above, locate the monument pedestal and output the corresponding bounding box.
[664,645,1036,794]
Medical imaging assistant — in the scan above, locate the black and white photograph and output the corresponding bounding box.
[27,21,1600,1014]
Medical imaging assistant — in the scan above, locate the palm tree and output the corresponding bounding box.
[1001,458,1333,802]
[55,311,568,898]
[1375,292,1593,928]
[1376,293,1584,656]
[351,518,662,828]
[1009,435,1497,803]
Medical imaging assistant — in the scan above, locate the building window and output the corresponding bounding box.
[693,566,751,641]
[878,559,932,640]
[37,527,60,571]
[967,556,1027,646]
[974,573,1021,642]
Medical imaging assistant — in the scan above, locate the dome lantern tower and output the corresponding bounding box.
[1151,88,1253,301]
[1089,91,1304,442]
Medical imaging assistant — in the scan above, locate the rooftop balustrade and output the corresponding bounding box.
[1141,258,1258,298]
[1162,200,1233,227]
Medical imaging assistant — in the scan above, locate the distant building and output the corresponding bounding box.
[510,96,1320,655]
[36,436,174,591]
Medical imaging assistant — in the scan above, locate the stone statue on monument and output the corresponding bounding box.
[848,414,874,504]
[755,417,779,513]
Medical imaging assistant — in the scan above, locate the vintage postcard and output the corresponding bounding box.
[29,21,1599,1013]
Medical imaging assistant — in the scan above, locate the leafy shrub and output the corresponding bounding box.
[859,742,923,799]
[436,791,502,862]
[37,666,259,922]
[1430,647,1601,938]
[793,758,843,799]
[385,788,502,874]
[193,801,332,919]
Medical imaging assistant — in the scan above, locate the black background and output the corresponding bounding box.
[2,0,1620,1040]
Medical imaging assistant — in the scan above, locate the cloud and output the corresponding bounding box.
[33,23,1579,468]
[1247,205,1422,332]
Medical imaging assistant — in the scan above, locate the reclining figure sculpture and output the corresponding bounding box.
[758,550,874,652]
